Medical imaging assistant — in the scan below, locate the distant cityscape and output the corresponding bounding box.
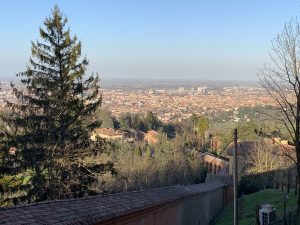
[100,79,276,122]
[1,79,275,123]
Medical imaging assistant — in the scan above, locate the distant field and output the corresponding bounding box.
[210,121,236,131]
[212,189,298,225]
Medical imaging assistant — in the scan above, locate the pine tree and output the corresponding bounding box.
[0,6,108,204]
[95,108,114,129]
[145,111,161,131]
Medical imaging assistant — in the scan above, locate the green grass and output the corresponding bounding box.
[213,189,298,225]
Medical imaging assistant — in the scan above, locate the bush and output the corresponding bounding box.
[239,176,260,196]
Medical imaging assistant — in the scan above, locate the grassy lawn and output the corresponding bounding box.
[212,189,298,225]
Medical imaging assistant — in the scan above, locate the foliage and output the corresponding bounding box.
[161,123,176,138]
[118,113,147,131]
[177,115,210,150]
[95,108,114,128]
[197,116,209,138]
[97,134,207,193]
[237,121,259,141]
[242,140,282,175]
[118,111,162,132]
[238,176,262,195]
[0,171,32,207]
[0,6,110,205]
[144,111,161,131]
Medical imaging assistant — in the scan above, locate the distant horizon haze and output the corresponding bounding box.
[1,0,299,80]
[0,75,260,82]
[0,77,260,90]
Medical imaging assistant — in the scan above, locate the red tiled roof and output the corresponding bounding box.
[226,141,257,156]
[94,128,125,136]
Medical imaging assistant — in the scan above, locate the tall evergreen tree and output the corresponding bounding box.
[95,108,114,129]
[145,111,161,131]
[0,6,109,204]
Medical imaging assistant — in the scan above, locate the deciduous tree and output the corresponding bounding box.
[259,19,300,209]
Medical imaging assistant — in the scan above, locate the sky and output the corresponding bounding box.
[0,0,300,81]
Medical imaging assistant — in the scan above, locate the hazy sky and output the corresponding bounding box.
[0,0,299,81]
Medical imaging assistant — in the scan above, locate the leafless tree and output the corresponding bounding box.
[243,142,282,175]
[259,19,300,209]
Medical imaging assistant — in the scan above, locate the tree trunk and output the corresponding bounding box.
[297,167,300,211]
[287,170,290,194]
[263,174,267,190]
[295,175,298,196]
[295,86,300,210]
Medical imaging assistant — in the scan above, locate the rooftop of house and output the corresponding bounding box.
[226,138,296,157]
[0,180,227,225]
[146,130,158,136]
[226,141,257,156]
[144,130,159,145]
[94,128,126,136]
[201,153,229,166]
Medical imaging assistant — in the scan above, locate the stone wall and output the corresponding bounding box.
[99,186,226,225]
[0,179,232,225]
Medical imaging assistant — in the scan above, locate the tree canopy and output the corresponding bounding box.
[0,6,111,205]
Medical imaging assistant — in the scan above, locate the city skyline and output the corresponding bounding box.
[1,0,299,81]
